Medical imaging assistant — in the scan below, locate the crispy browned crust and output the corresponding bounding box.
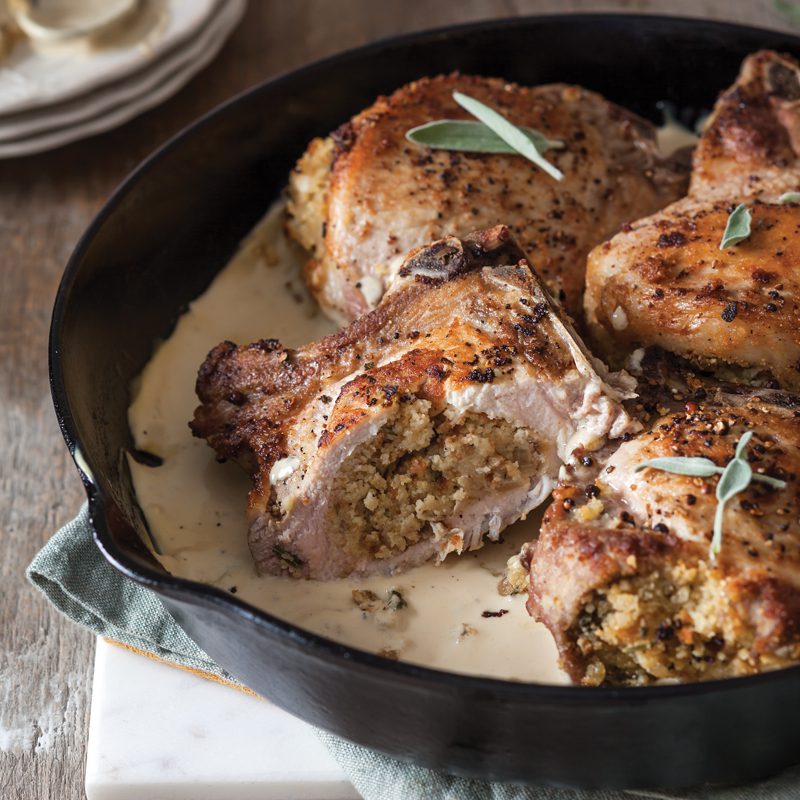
[527,509,697,682]
[191,226,574,506]
[292,72,688,322]
[585,50,800,390]
[587,198,800,386]
[693,50,800,187]
[317,349,447,450]
[527,402,800,684]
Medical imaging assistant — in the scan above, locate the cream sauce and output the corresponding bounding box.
[128,117,693,683]
[657,116,699,156]
[128,201,567,683]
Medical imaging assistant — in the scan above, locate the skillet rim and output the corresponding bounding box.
[49,11,800,700]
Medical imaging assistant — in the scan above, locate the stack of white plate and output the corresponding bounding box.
[0,0,245,158]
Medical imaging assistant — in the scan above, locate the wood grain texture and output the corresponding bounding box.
[0,1,788,797]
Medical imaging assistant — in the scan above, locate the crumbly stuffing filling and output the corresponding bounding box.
[498,553,530,596]
[327,397,541,560]
[286,136,333,257]
[573,562,776,686]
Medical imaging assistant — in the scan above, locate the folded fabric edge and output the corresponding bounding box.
[103,638,260,697]
[24,504,241,683]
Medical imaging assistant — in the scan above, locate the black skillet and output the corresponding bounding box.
[49,15,800,789]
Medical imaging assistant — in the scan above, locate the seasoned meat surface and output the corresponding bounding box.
[287,74,688,324]
[191,227,638,580]
[586,51,800,390]
[526,398,800,685]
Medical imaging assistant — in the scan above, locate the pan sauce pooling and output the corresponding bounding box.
[129,114,698,683]
[127,202,566,682]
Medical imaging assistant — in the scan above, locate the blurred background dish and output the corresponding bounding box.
[7,0,139,43]
[0,0,244,156]
[0,0,245,155]
[0,0,218,114]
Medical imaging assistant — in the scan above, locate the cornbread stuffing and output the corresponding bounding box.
[329,400,541,560]
[192,226,636,579]
[528,402,800,685]
[574,564,766,686]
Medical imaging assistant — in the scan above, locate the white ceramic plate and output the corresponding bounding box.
[0,0,237,142]
[0,0,219,115]
[0,0,245,157]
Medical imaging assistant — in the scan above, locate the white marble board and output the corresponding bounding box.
[85,638,360,799]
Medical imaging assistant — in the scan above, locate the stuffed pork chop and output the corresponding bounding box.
[191,226,639,580]
[585,51,800,391]
[287,74,688,325]
[525,396,800,686]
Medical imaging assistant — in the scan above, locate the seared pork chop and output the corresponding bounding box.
[287,74,688,325]
[586,51,800,391]
[526,397,800,685]
[191,227,639,580]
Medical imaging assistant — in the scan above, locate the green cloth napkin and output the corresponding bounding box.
[27,505,800,800]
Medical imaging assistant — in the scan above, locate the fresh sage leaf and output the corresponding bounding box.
[734,430,753,460]
[710,457,752,558]
[406,119,563,155]
[752,473,788,489]
[719,203,752,249]
[716,457,752,504]
[710,501,726,559]
[634,456,722,478]
[451,91,565,181]
[779,191,800,204]
[635,431,786,561]
[733,432,786,489]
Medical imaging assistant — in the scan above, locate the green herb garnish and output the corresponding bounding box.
[272,545,304,569]
[452,91,564,181]
[719,203,752,249]
[635,431,786,560]
[779,191,800,204]
[405,91,565,181]
[632,456,721,477]
[775,0,800,26]
[406,119,563,156]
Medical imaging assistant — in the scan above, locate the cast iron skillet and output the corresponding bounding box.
[50,14,800,789]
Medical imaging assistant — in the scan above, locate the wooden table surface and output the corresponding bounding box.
[0,1,793,796]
